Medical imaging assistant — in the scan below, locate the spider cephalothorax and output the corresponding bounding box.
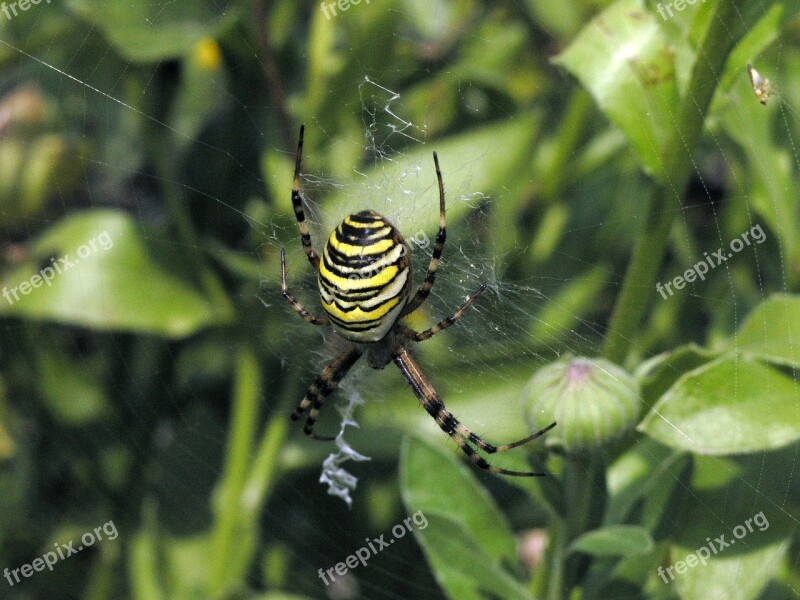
[281,125,555,476]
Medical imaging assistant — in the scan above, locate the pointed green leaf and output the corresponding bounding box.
[0,210,231,337]
[400,436,533,600]
[569,525,653,558]
[400,435,517,564]
[554,0,678,179]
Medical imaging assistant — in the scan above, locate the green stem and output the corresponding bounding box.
[208,345,261,595]
[540,89,594,202]
[544,519,567,600]
[241,412,289,520]
[602,0,745,363]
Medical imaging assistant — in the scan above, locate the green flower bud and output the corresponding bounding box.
[521,357,641,454]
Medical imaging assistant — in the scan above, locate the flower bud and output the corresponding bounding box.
[521,357,641,454]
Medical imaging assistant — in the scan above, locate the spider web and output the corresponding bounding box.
[0,1,798,599]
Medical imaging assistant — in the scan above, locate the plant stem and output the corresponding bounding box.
[602,0,745,363]
[208,345,261,595]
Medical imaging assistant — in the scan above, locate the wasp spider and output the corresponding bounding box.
[281,125,556,476]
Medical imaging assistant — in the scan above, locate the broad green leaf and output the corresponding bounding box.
[671,540,787,600]
[569,525,653,558]
[665,467,795,600]
[66,0,239,63]
[400,435,518,565]
[736,294,800,368]
[554,0,678,180]
[318,114,541,237]
[639,357,800,455]
[400,437,535,599]
[0,210,231,337]
[635,343,719,408]
[406,512,534,600]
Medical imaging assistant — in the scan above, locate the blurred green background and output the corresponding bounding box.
[1,0,800,599]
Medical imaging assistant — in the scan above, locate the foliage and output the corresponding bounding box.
[0,0,798,599]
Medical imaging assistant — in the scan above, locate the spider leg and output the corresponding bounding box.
[291,343,362,440]
[292,124,321,270]
[393,347,551,477]
[406,284,487,342]
[281,248,330,326]
[401,151,446,317]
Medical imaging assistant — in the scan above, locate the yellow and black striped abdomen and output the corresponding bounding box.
[318,210,412,343]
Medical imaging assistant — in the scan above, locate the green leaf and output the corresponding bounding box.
[400,435,517,564]
[400,436,533,600]
[0,210,231,337]
[717,3,790,92]
[638,357,800,455]
[736,294,800,368]
[36,348,110,424]
[690,455,743,491]
[317,114,541,237]
[409,513,533,600]
[670,540,787,600]
[722,91,798,269]
[635,343,719,408]
[569,525,653,558]
[66,0,239,62]
[665,466,795,599]
[554,0,678,180]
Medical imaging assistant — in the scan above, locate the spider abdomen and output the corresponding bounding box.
[318,210,412,343]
